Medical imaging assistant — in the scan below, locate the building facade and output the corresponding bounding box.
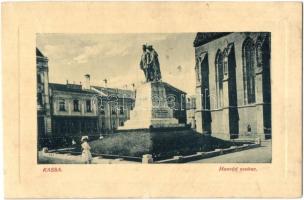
[92,86,135,130]
[36,48,137,147]
[49,83,99,138]
[186,95,196,129]
[36,48,52,138]
[163,82,187,124]
[193,32,271,140]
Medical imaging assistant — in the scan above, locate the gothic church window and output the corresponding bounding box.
[195,58,201,83]
[242,38,256,104]
[223,56,228,75]
[215,50,223,108]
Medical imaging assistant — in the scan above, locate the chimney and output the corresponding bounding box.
[66,80,69,85]
[83,74,91,90]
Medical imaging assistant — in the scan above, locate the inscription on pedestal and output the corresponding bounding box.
[153,108,170,118]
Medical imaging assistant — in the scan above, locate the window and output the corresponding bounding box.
[119,106,124,115]
[73,99,80,112]
[40,74,44,83]
[223,56,228,75]
[111,105,117,115]
[86,100,92,112]
[256,44,263,68]
[98,99,105,114]
[37,93,43,106]
[243,38,256,104]
[215,50,223,108]
[37,74,41,84]
[195,58,201,83]
[59,99,65,111]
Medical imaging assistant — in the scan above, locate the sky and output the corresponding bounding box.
[37,33,197,95]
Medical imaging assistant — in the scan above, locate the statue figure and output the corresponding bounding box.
[140,44,161,82]
[140,44,150,82]
[147,45,162,82]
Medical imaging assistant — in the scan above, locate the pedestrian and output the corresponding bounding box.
[81,136,92,164]
[72,138,76,146]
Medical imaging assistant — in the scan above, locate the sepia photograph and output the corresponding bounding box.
[37,32,272,164]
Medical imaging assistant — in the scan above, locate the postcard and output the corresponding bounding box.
[2,2,302,198]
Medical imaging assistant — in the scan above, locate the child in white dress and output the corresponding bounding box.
[81,136,92,164]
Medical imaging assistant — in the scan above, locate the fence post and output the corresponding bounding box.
[42,147,48,154]
[142,154,153,163]
[173,156,183,163]
[255,136,262,146]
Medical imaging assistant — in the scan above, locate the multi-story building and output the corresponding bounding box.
[36,48,52,138]
[162,82,187,124]
[91,85,135,130]
[193,32,271,140]
[36,48,136,147]
[49,82,99,138]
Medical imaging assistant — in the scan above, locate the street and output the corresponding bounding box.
[190,140,272,163]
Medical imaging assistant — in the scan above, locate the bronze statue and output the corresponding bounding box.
[140,44,162,82]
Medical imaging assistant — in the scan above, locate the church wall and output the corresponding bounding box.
[238,105,257,135]
[210,110,223,134]
[194,32,271,140]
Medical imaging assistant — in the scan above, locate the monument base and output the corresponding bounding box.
[119,81,180,130]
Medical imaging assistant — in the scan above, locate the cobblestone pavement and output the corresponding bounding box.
[190,140,272,163]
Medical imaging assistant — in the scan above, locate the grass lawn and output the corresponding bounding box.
[89,128,248,160]
[90,131,151,158]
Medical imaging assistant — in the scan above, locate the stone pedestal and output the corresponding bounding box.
[119,82,180,129]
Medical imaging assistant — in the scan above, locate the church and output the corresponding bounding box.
[193,32,271,140]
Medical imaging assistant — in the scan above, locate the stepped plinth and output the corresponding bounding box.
[119,81,181,130]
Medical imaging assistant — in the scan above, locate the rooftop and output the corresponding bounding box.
[92,86,135,99]
[36,48,46,57]
[49,83,97,94]
[193,32,232,47]
[162,82,186,95]
[49,82,185,99]
[49,83,135,98]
